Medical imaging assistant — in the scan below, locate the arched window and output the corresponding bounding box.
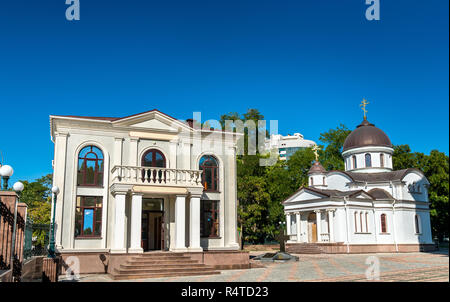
[322,176,326,185]
[77,145,104,186]
[380,154,384,167]
[365,153,372,168]
[380,214,387,233]
[352,155,357,169]
[365,212,369,233]
[415,215,420,234]
[354,211,358,233]
[310,177,314,186]
[199,155,219,191]
[142,149,166,167]
[360,212,363,233]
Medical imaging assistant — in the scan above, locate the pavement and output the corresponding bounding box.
[59,249,449,282]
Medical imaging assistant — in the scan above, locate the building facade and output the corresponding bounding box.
[264,133,316,161]
[283,118,435,253]
[49,109,247,273]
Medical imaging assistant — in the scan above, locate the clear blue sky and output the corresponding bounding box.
[0,0,448,184]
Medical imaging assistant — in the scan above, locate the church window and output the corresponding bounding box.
[201,200,219,237]
[77,145,104,187]
[415,215,420,234]
[199,155,219,192]
[310,177,314,186]
[322,176,326,185]
[365,153,372,168]
[380,214,387,233]
[360,212,363,233]
[365,212,369,233]
[352,156,357,169]
[354,211,358,232]
[75,196,102,237]
[380,154,384,167]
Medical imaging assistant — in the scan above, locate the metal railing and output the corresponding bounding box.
[111,165,203,187]
[23,219,50,261]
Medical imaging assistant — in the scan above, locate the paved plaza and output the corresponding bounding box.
[60,250,449,282]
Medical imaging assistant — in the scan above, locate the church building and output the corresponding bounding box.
[283,112,435,253]
[49,109,248,277]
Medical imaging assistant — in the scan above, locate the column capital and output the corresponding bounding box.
[131,192,144,197]
[110,183,132,196]
[114,137,125,142]
[326,208,336,213]
[54,131,69,138]
[130,136,140,142]
[314,210,322,214]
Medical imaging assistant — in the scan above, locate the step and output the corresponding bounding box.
[134,255,193,260]
[120,263,210,270]
[127,259,200,265]
[111,270,220,280]
[114,266,217,275]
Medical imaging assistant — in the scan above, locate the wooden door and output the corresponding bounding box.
[141,212,149,250]
[311,223,317,243]
[308,212,317,243]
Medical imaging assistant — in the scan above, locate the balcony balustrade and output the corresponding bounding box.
[111,165,203,188]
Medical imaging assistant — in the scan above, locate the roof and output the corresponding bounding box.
[343,118,392,152]
[308,161,326,174]
[344,168,426,183]
[367,188,394,200]
[53,109,180,123]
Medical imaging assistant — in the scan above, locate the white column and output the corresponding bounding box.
[129,193,143,253]
[296,212,301,242]
[53,131,68,249]
[188,195,202,251]
[173,195,187,252]
[111,193,127,253]
[286,214,291,235]
[328,209,335,243]
[315,210,322,242]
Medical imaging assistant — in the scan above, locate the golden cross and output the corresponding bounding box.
[312,145,320,161]
[360,99,369,119]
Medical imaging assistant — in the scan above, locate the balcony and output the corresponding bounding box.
[111,165,203,188]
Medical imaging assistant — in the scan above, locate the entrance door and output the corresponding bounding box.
[141,149,166,183]
[308,212,318,243]
[141,198,165,251]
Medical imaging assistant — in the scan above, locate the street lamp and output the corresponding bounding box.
[10,181,24,282]
[0,165,14,190]
[48,186,59,258]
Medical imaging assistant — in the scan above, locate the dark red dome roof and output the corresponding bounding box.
[343,119,392,152]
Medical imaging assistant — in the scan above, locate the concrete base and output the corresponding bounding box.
[286,242,437,254]
[58,250,250,274]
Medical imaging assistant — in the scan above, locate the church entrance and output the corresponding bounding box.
[307,212,318,243]
[141,198,165,251]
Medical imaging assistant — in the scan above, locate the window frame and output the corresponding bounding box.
[380,213,387,233]
[75,196,103,238]
[77,145,104,187]
[414,215,421,234]
[352,155,357,169]
[199,155,219,192]
[200,199,220,238]
[365,153,372,168]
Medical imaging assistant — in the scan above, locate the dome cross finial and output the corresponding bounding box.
[312,145,321,162]
[360,98,369,120]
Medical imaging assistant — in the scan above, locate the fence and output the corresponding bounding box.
[23,220,50,261]
[0,195,26,281]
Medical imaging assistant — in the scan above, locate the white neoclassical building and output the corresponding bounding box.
[49,109,248,273]
[283,117,435,253]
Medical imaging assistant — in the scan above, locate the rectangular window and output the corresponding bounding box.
[200,200,219,238]
[75,196,102,237]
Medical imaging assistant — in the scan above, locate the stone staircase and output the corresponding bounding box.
[111,252,220,280]
[286,243,324,254]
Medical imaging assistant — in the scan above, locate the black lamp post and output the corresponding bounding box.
[48,186,59,258]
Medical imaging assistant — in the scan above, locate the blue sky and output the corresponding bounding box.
[0,0,448,184]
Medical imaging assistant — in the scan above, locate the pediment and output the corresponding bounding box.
[284,188,328,203]
[112,110,192,132]
[352,191,373,200]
